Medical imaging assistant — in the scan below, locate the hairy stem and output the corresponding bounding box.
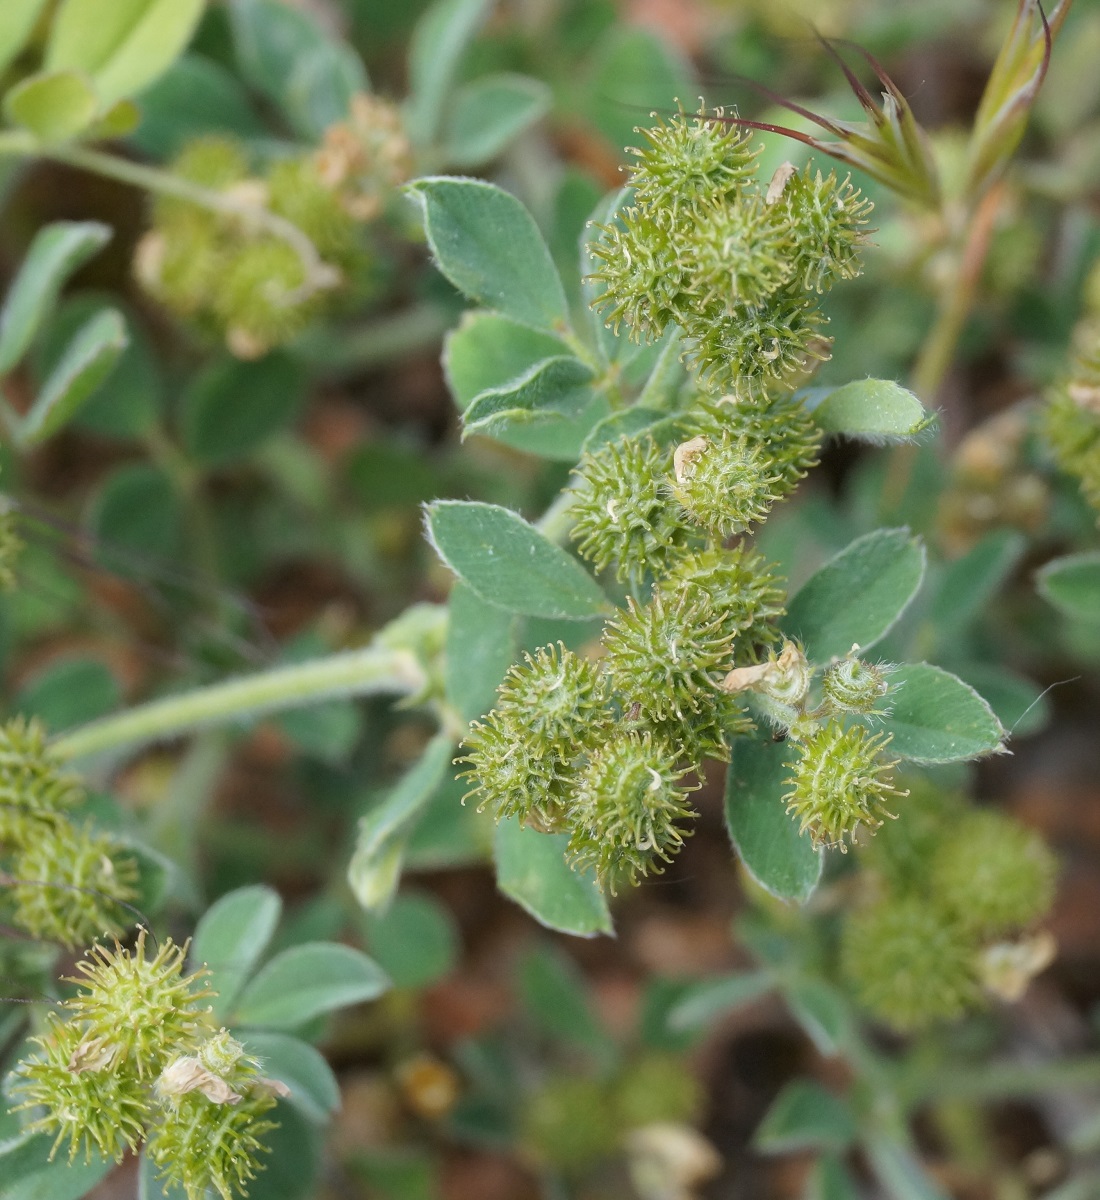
[51,645,427,763]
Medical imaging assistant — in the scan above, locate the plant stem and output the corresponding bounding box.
[911,181,1007,402]
[0,133,336,300]
[901,1055,1100,1107]
[292,303,455,375]
[51,644,427,763]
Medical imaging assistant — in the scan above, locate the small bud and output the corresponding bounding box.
[822,653,894,716]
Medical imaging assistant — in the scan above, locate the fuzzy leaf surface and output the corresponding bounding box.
[0,220,111,375]
[239,1031,340,1123]
[494,818,612,936]
[19,308,127,445]
[1036,552,1100,623]
[192,884,282,1021]
[445,580,518,722]
[443,73,551,167]
[426,500,609,619]
[784,528,925,663]
[725,736,821,903]
[809,379,932,442]
[0,0,49,75]
[878,663,1005,762]
[408,177,568,333]
[45,0,204,106]
[347,734,455,913]
[462,354,597,438]
[666,970,774,1032]
[2,68,99,142]
[231,942,390,1028]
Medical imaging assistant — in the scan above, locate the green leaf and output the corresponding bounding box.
[518,943,608,1058]
[231,941,390,1029]
[584,26,690,155]
[192,884,283,1021]
[89,462,184,560]
[19,308,127,445]
[754,1081,857,1153]
[15,655,120,730]
[494,818,612,936]
[181,352,307,466]
[407,177,569,333]
[445,311,569,408]
[878,663,1006,763]
[784,527,926,663]
[864,1135,952,1200]
[426,500,608,620]
[364,890,459,989]
[806,1155,861,1200]
[2,68,99,143]
[724,736,821,904]
[443,73,551,167]
[462,354,597,438]
[238,1031,340,1124]
[129,53,265,159]
[930,529,1025,641]
[582,407,666,456]
[665,970,774,1032]
[229,0,367,136]
[783,979,850,1056]
[46,0,205,107]
[347,734,455,913]
[406,0,492,147]
[35,295,161,438]
[445,579,518,722]
[0,220,111,375]
[0,1132,113,1200]
[952,662,1049,738]
[1037,552,1100,623]
[0,0,49,75]
[809,378,933,443]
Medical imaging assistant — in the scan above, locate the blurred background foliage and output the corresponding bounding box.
[2,1,1100,1198]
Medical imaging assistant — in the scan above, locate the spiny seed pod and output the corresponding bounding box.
[0,716,84,829]
[10,822,139,948]
[693,395,822,492]
[588,207,690,342]
[685,285,830,399]
[629,689,754,766]
[930,810,1057,937]
[840,897,981,1031]
[625,106,760,215]
[568,731,698,888]
[495,643,609,752]
[859,777,962,891]
[1043,353,1100,515]
[457,708,571,832]
[216,238,317,359]
[783,722,903,850]
[153,136,249,227]
[778,168,873,294]
[663,546,786,648]
[522,1075,619,1171]
[602,590,735,722]
[822,657,895,716]
[570,436,689,584]
[669,431,781,539]
[61,932,214,1081]
[681,192,791,311]
[145,1088,279,1200]
[267,156,358,265]
[613,1054,703,1129]
[10,1013,150,1162]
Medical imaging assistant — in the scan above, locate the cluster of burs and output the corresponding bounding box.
[135,94,410,358]
[460,108,1058,1031]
